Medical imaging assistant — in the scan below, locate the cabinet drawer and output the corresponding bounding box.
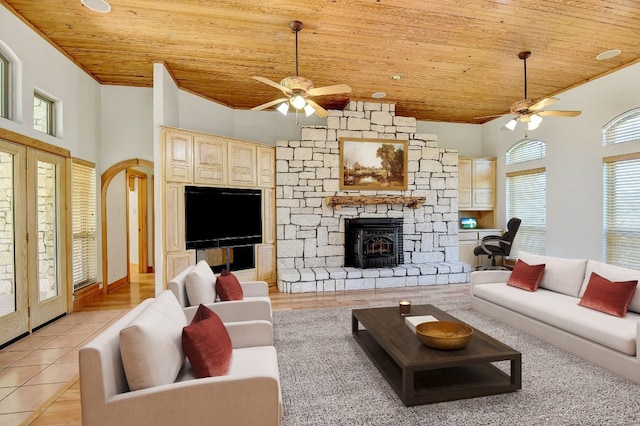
[458,231,478,241]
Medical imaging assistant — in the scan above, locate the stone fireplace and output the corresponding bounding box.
[345,218,403,268]
[275,101,470,293]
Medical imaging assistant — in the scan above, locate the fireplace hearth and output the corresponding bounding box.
[345,218,404,268]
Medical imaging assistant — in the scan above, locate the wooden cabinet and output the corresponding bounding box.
[228,141,257,186]
[194,134,227,185]
[458,157,495,210]
[165,130,193,183]
[458,229,503,268]
[161,126,276,288]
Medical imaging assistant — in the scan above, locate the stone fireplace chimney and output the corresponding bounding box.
[275,101,468,293]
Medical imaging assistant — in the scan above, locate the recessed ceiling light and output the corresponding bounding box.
[371,92,386,99]
[81,0,111,13]
[390,74,402,80]
[596,49,621,60]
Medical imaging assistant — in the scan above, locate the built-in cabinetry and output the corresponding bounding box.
[458,156,498,267]
[458,228,503,268]
[162,127,276,285]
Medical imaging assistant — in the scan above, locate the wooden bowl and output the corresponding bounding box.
[415,321,473,350]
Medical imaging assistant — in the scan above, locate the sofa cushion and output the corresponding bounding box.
[580,260,640,314]
[517,251,587,297]
[578,272,638,317]
[185,261,217,305]
[119,290,187,391]
[473,283,639,355]
[507,259,545,291]
[216,270,244,301]
[182,304,232,378]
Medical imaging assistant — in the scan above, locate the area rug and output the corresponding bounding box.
[273,303,640,426]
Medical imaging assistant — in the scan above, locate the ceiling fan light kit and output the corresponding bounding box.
[475,51,582,131]
[252,20,351,118]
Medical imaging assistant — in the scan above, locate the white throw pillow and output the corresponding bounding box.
[119,290,188,391]
[581,260,640,313]
[517,251,587,297]
[185,261,217,305]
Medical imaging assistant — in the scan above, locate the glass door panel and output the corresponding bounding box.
[0,140,28,346]
[27,149,67,329]
[36,161,59,302]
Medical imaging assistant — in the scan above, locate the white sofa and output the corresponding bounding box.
[168,260,272,323]
[79,290,281,426]
[471,251,640,384]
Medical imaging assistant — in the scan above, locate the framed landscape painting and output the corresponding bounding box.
[339,137,408,190]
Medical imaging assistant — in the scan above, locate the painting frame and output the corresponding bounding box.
[339,137,408,191]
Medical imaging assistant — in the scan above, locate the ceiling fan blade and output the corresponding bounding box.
[474,113,510,120]
[529,97,559,111]
[251,98,289,111]
[307,84,352,97]
[537,110,582,117]
[252,76,293,95]
[305,99,329,117]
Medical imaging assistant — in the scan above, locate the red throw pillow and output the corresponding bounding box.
[506,259,545,291]
[215,269,244,301]
[578,272,638,317]
[182,304,232,378]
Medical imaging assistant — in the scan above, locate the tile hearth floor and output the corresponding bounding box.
[0,309,127,425]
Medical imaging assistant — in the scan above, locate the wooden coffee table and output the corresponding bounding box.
[352,304,521,406]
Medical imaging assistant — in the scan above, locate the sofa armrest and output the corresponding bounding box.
[240,280,270,297]
[94,374,281,426]
[183,299,272,323]
[470,270,512,285]
[225,320,273,347]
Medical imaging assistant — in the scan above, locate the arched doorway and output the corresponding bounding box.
[101,158,154,294]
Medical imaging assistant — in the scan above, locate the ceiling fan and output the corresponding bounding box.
[251,20,351,118]
[476,51,581,130]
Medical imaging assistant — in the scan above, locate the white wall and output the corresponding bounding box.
[482,62,640,260]
[0,6,100,159]
[106,171,127,283]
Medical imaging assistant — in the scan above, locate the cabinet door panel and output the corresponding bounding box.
[458,159,472,209]
[257,146,275,188]
[194,135,227,185]
[165,131,193,183]
[228,142,257,186]
[165,183,185,252]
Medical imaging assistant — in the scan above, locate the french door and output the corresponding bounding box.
[0,139,68,346]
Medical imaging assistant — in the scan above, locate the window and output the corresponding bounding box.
[505,138,547,258]
[506,168,546,257]
[506,138,546,165]
[34,91,55,135]
[0,52,8,119]
[603,108,640,146]
[603,154,640,270]
[72,159,98,291]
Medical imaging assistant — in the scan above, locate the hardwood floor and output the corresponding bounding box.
[27,270,470,425]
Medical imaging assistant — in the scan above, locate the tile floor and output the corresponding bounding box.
[0,309,127,425]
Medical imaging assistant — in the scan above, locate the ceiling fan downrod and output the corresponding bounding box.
[519,51,531,100]
[290,20,303,77]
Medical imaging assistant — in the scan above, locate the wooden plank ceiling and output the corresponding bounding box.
[2,0,639,124]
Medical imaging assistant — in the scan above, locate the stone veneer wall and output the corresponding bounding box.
[276,101,467,292]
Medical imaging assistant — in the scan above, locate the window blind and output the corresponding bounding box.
[506,138,546,165]
[0,53,7,119]
[72,159,98,291]
[506,168,546,258]
[603,108,640,146]
[603,155,640,270]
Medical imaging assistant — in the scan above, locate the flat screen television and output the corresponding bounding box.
[185,186,262,249]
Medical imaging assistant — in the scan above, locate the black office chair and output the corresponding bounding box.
[473,217,521,269]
